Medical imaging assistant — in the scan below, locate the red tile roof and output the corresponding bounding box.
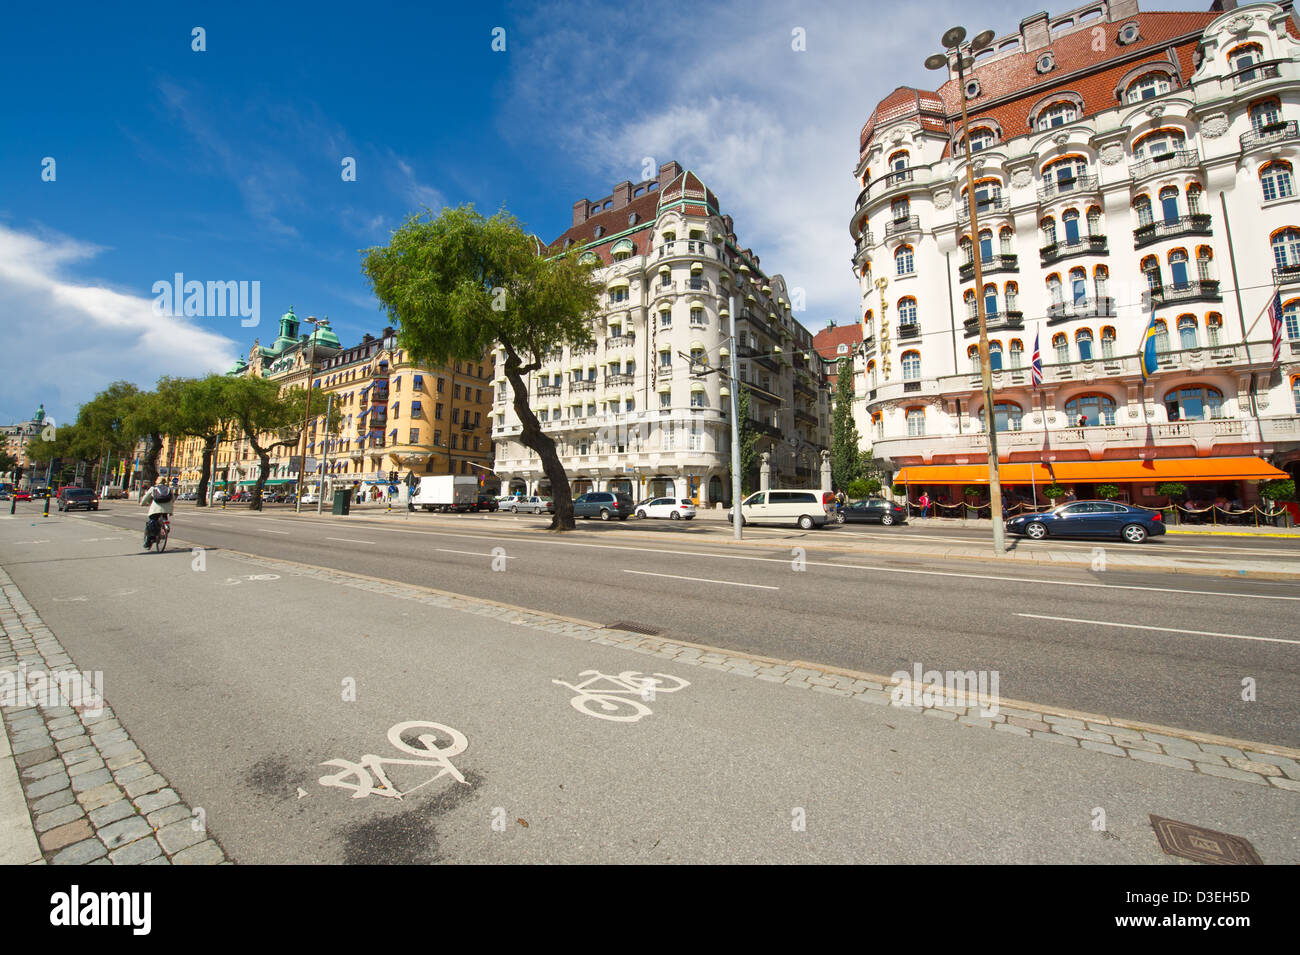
[813,323,864,389]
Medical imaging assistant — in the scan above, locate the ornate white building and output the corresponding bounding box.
[493,162,830,504]
[849,0,1300,504]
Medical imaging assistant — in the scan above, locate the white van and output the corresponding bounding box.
[727,489,830,529]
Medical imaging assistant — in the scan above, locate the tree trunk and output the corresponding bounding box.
[141,432,163,487]
[504,363,574,530]
[196,434,217,507]
[251,450,270,510]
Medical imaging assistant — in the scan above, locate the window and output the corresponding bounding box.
[1041,216,1057,245]
[889,150,909,183]
[413,374,423,390]
[1250,99,1282,132]
[1141,256,1162,292]
[659,350,672,369]
[661,270,671,287]
[1178,315,1198,349]
[1070,267,1087,304]
[391,402,400,419]
[1153,320,1170,356]
[892,197,910,222]
[1261,162,1294,201]
[1043,157,1087,194]
[1272,228,1300,269]
[1065,393,1117,426]
[906,408,926,436]
[659,309,672,326]
[1206,313,1223,346]
[435,402,443,420]
[978,229,993,262]
[1197,247,1213,282]
[690,390,707,408]
[1086,207,1102,236]
[1169,249,1190,288]
[1164,385,1223,421]
[964,290,977,319]
[1285,300,1300,340]
[1295,377,1300,414]
[610,287,628,303]
[895,245,914,275]
[965,127,996,152]
[898,297,917,326]
[1037,101,1077,130]
[1047,274,1063,305]
[452,408,460,424]
[1006,282,1019,313]
[968,182,1002,217]
[409,428,420,444]
[1126,72,1171,102]
[988,341,1003,371]
[437,378,445,393]
[1053,333,1069,364]
[983,284,998,317]
[1010,340,1023,368]
[1063,209,1081,244]
[968,344,981,373]
[979,402,1024,432]
[1159,186,1180,223]
[659,392,672,409]
[1101,326,1116,359]
[1134,130,1185,161]
[902,350,921,381]
[434,429,441,446]
[1000,227,1014,255]
[960,236,973,265]
[690,307,705,326]
[454,383,462,399]
[1230,43,1265,83]
[1077,329,1093,361]
[1187,184,1204,215]
[1134,195,1153,227]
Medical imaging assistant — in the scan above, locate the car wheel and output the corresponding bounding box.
[798,515,815,530]
[1121,523,1148,544]
[636,510,646,519]
[599,509,611,521]
[834,510,846,524]
[881,513,894,526]
[510,505,518,513]
[1026,521,1048,540]
[670,511,680,520]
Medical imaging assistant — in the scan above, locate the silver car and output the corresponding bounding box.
[507,495,553,514]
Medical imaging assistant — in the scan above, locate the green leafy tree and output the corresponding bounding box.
[847,477,878,499]
[175,376,239,506]
[1259,478,1295,502]
[830,359,863,492]
[126,377,193,488]
[362,205,602,529]
[1156,481,1187,502]
[731,383,761,495]
[224,376,336,510]
[71,382,141,489]
[0,449,16,478]
[1095,483,1121,500]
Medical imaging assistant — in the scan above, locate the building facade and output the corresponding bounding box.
[849,0,1300,505]
[491,162,830,504]
[2,405,48,488]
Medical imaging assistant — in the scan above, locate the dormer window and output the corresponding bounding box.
[1036,52,1055,74]
[1036,101,1077,130]
[1117,21,1140,45]
[964,127,996,153]
[1125,72,1171,102]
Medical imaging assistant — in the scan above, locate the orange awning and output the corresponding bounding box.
[894,456,1288,485]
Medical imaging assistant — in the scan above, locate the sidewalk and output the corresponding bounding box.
[1,516,1297,863]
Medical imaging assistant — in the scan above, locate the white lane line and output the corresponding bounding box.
[623,569,778,590]
[257,529,290,535]
[326,537,376,544]
[1016,613,1300,646]
[435,548,516,559]
[201,519,1300,602]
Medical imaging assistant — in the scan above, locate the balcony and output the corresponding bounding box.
[1241,120,1299,152]
[794,377,817,398]
[1037,174,1099,203]
[795,409,818,426]
[863,166,932,205]
[1040,235,1108,265]
[604,373,635,387]
[571,344,596,357]
[605,334,635,349]
[884,215,921,238]
[854,231,874,260]
[536,384,561,397]
[1046,298,1117,324]
[962,310,1023,338]
[1130,149,1200,182]
[1230,60,1282,88]
[958,254,1018,282]
[957,195,1011,222]
[1133,214,1212,249]
[571,379,596,393]
[1273,263,1300,287]
[897,322,920,340]
[1147,281,1222,307]
[751,419,782,439]
[754,354,779,373]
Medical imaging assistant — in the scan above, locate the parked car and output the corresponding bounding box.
[727,489,828,530]
[57,488,99,512]
[635,497,696,520]
[1005,501,1166,543]
[300,492,320,505]
[506,495,553,514]
[573,491,634,521]
[471,493,499,512]
[13,489,32,502]
[840,497,907,526]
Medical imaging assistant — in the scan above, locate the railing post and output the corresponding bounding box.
[43,492,51,518]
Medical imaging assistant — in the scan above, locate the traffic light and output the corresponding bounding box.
[388,470,398,483]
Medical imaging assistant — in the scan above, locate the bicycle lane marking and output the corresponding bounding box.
[552,670,692,723]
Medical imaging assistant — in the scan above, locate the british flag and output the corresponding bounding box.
[1031,327,1043,388]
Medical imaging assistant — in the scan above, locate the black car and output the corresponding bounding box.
[572,491,634,520]
[839,497,908,526]
[57,488,99,511]
[1005,500,1166,543]
[471,493,498,512]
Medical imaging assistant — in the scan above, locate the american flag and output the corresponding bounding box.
[1269,290,1284,368]
[1030,327,1043,388]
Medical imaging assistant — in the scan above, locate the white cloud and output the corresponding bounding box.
[0,224,239,424]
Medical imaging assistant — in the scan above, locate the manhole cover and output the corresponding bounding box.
[605,620,662,636]
[1149,815,1263,865]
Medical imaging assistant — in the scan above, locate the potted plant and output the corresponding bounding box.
[1095,483,1121,501]
[1259,478,1296,527]
[963,484,983,519]
[1156,481,1187,525]
[1042,484,1068,506]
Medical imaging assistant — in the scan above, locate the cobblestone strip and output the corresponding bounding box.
[0,568,227,865]
[215,549,1300,793]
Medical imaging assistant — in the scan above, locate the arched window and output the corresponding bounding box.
[1063,208,1081,244]
[1187,183,1204,215]
[1153,319,1170,356]
[1294,376,1300,414]
[1284,300,1300,340]
[1086,206,1102,235]
[1159,186,1180,223]
[1053,332,1069,363]
[964,127,997,152]
[1126,71,1171,102]
[892,197,910,221]
[1076,328,1094,361]
[1177,314,1198,349]
[901,350,921,381]
[906,407,926,437]
[968,344,981,373]
[1041,216,1057,245]
[895,244,914,275]
[1164,385,1223,421]
[1196,247,1214,282]
[889,150,909,183]
[1009,339,1024,369]
[979,401,1024,432]
[1272,228,1300,269]
[1095,265,1110,301]
[984,283,999,317]
[1169,249,1190,288]
[1261,161,1294,202]
[979,228,994,262]
[1101,326,1117,359]
[1250,98,1282,132]
[1000,227,1014,255]
[1206,312,1223,346]
[1046,273,1063,304]
[1229,43,1266,84]
[1036,101,1078,130]
[1065,393,1117,426]
[960,236,973,265]
[1043,156,1088,194]
[867,359,878,389]
[964,289,977,319]
[898,297,918,325]
[1134,128,1185,161]
[1141,255,1162,291]
[1134,195,1153,227]
[1006,281,1019,312]
[989,340,1003,371]
[1069,267,1087,304]
[966,180,1003,218]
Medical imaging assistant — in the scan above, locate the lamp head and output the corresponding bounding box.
[940,26,967,49]
[972,29,995,50]
[924,53,948,71]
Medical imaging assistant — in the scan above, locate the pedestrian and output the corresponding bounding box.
[1064,488,1076,502]
[918,491,930,519]
[1077,414,1087,428]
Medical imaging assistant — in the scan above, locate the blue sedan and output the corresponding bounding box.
[1006,501,1166,543]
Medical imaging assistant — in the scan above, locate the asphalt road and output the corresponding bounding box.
[48,501,1300,749]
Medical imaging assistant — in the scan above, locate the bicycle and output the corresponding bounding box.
[144,515,170,552]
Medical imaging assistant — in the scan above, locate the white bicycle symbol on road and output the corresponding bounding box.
[552,670,691,723]
[318,721,469,800]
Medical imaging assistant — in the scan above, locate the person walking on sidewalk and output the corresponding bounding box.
[918,491,930,519]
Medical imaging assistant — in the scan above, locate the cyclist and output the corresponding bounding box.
[138,482,175,546]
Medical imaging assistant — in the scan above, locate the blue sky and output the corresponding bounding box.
[1,0,1197,425]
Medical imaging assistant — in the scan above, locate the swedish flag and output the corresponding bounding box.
[1138,314,1159,381]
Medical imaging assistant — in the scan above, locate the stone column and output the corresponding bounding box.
[820,449,832,494]
[760,452,771,491]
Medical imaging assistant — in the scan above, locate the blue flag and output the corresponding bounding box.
[1138,314,1159,381]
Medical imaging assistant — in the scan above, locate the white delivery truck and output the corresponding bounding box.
[411,475,479,513]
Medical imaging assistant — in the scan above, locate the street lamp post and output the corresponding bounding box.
[927,26,1005,555]
[295,318,322,514]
